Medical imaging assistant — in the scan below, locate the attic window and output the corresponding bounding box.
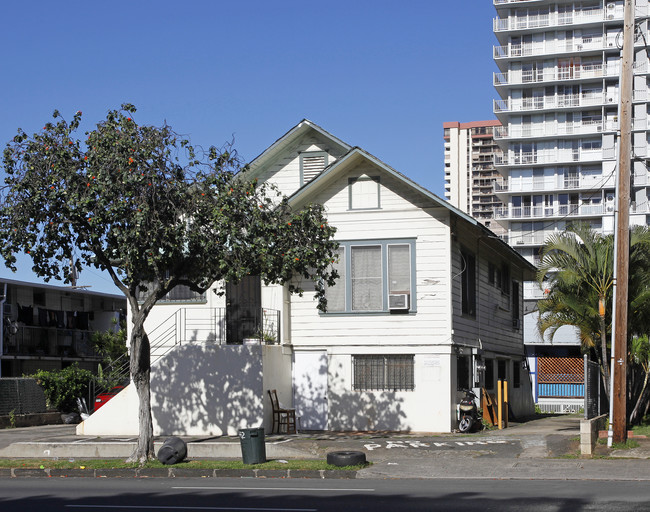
[349,175,380,210]
[300,151,328,185]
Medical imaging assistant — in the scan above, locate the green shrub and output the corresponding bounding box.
[91,327,127,362]
[32,364,93,412]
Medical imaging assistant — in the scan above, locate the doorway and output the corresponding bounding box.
[293,351,328,430]
[225,276,261,344]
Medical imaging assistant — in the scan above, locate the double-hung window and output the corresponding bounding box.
[326,240,416,313]
[460,248,476,316]
[137,272,206,304]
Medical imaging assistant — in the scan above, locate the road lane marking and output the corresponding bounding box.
[173,486,375,492]
[66,506,316,511]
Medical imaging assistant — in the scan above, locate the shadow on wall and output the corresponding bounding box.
[295,358,408,431]
[150,343,263,436]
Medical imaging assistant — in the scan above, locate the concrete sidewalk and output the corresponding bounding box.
[0,415,649,480]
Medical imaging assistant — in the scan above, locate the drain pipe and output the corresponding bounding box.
[0,282,6,378]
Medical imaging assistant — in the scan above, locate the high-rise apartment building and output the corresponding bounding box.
[443,120,505,236]
[491,0,650,411]
[492,0,649,264]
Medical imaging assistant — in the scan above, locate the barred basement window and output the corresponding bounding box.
[353,355,414,391]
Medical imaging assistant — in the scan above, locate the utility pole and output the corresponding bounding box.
[612,0,634,444]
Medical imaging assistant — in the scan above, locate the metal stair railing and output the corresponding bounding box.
[90,308,185,400]
[89,306,280,409]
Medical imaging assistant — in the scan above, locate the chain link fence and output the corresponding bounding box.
[0,378,47,415]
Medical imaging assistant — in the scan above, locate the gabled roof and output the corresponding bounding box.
[247,119,352,178]
[289,145,476,223]
[287,145,536,277]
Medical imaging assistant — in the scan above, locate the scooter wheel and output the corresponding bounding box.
[458,416,473,432]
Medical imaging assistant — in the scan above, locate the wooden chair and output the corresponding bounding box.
[268,389,297,434]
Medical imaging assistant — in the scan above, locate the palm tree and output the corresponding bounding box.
[537,224,614,399]
[537,224,650,417]
[627,227,650,423]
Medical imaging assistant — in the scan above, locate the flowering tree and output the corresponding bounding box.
[0,105,338,463]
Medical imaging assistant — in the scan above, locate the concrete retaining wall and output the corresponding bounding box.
[580,414,607,456]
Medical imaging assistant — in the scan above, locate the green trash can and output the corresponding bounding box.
[239,427,267,464]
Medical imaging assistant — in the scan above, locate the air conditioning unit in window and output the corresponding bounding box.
[513,318,521,329]
[388,294,409,311]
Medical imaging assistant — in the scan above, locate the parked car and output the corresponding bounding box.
[93,386,124,412]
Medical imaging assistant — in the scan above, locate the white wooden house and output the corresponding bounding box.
[78,120,535,436]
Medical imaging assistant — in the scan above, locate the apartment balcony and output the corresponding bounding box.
[495,149,610,167]
[510,231,560,247]
[494,203,607,221]
[494,7,623,34]
[632,201,650,213]
[494,37,606,60]
[494,121,611,141]
[634,172,649,187]
[494,174,616,194]
[494,93,609,114]
[3,325,100,359]
[494,0,543,5]
[494,63,619,87]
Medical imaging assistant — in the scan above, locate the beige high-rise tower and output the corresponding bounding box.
[443,120,505,237]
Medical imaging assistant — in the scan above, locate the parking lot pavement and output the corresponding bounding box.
[2,415,650,480]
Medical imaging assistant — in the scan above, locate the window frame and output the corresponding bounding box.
[137,273,207,304]
[300,151,329,186]
[460,247,476,317]
[324,239,417,314]
[353,354,415,392]
[348,175,381,210]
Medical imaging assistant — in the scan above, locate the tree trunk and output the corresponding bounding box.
[629,369,650,424]
[126,315,154,464]
[600,315,610,402]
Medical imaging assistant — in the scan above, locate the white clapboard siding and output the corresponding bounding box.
[449,221,525,355]
[253,134,345,197]
[288,159,454,349]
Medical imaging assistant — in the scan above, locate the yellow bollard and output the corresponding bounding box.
[497,380,503,430]
[503,379,509,428]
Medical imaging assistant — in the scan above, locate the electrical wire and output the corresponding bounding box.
[500,162,619,243]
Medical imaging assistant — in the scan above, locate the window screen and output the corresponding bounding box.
[388,244,411,296]
[325,247,346,312]
[351,245,382,311]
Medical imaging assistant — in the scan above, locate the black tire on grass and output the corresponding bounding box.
[326,450,366,467]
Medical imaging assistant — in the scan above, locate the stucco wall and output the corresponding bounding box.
[77,343,291,436]
[327,350,453,432]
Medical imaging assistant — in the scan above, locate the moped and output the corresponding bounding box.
[457,388,480,432]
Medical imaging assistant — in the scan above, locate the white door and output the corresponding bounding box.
[293,351,328,430]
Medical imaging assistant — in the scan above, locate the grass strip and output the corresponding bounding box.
[0,458,366,471]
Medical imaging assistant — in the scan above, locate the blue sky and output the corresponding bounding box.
[1,0,499,294]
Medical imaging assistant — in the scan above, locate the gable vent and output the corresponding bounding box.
[301,153,328,184]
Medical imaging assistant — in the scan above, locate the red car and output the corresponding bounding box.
[93,386,124,412]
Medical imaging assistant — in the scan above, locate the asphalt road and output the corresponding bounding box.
[1,477,650,511]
